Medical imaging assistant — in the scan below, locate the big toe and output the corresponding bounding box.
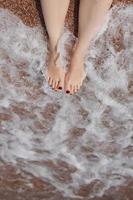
[66,83,75,95]
[57,77,64,91]
[65,83,71,94]
[64,76,70,93]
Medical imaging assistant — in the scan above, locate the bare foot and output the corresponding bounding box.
[64,43,87,95]
[44,43,65,91]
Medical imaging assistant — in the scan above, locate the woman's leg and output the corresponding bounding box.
[64,0,113,94]
[40,0,70,90]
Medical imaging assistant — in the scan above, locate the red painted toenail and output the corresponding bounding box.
[58,87,62,90]
[66,90,70,93]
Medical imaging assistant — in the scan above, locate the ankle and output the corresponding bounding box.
[69,54,85,72]
[48,42,56,54]
[71,48,86,64]
[72,41,89,62]
[48,30,64,53]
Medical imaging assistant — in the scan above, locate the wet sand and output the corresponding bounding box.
[0,1,133,200]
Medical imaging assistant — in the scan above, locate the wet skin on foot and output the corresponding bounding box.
[45,45,65,91]
[64,43,87,95]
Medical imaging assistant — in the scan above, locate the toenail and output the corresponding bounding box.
[66,90,70,93]
[58,87,62,90]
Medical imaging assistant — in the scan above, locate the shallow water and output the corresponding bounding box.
[0,4,133,200]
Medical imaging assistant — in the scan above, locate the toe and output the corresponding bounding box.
[58,78,64,90]
[70,84,74,95]
[74,85,78,94]
[66,84,71,94]
[54,80,59,89]
[66,86,71,94]
[52,80,56,89]
[64,77,70,94]
[48,77,52,87]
